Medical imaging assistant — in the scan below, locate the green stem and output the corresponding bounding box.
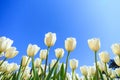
[105,63,109,80]
[0,58,7,66]
[17,58,23,80]
[94,51,98,80]
[21,57,30,78]
[72,69,74,80]
[44,47,50,79]
[32,56,36,80]
[64,51,70,79]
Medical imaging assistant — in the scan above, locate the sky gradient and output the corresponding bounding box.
[1,0,120,75]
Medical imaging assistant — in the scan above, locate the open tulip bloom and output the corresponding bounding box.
[0,33,120,80]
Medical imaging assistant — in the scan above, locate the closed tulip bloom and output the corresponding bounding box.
[70,59,78,70]
[88,38,100,52]
[40,49,47,60]
[111,43,120,56]
[55,48,64,58]
[0,37,13,53]
[99,51,110,63]
[65,37,76,52]
[114,56,120,66]
[27,44,40,57]
[6,63,19,73]
[80,65,88,76]
[34,58,41,68]
[5,47,18,58]
[110,70,116,78]
[22,56,31,67]
[88,66,96,77]
[115,68,120,76]
[44,32,56,47]
[50,59,57,68]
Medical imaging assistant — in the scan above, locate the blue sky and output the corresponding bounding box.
[1,0,120,75]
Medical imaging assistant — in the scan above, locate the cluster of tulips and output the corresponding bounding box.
[0,32,120,80]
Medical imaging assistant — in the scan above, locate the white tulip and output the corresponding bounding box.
[40,49,47,60]
[50,59,58,68]
[6,63,19,73]
[111,43,120,55]
[99,51,110,63]
[70,59,78,70]
[115,68,120,76]
[88,38,100,52]
[80,65,88,76]
[27,44,40,57]
[34,58,41,68]
[97,61,105,72]
[0,61,8,72]
[0,37,13,52]
[22,56,31,67]
[55,48,64,58]
[87,66,96,77]
[5,47,18,58]
[65,37,76,52]
[114,56,120,66]
[44,32,56,47]
[110,70,116,78]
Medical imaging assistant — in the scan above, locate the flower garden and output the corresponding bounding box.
[0,32,120,80]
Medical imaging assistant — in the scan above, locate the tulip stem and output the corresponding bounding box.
[21,57,30,78]
[72,69,74,80]
[44,47,50,79]
[32,56,36,80]
[0,58,7,66]
[64,51,70,79]
[105,63,109,80]
[17,58,23,80]
[94,51,99,80]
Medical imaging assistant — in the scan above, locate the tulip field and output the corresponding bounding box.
[0,32,120,80]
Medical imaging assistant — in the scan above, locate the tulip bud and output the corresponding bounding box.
[5,47,18,58]
[70,59,78,70]
[0,37,13,53]
[65,37,76,52]
[44,32,56,47]
[111,43,120,56]
[88,38,100,52]
[55,48,64,58]
[99,51,110,63]
[115,68,120,76]
[22,56,31,67]
[6,63,19,73]
[114,56,120,66]
[34,58,41,68]
[40,49,47,60]
[27,44,40,57]
[80,65,88,76]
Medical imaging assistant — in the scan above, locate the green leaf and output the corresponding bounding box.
[98,68,103,80]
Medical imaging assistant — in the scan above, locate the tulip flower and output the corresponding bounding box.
[115,68,120,76]
[40,49,48,60]
[34,58,41,68]
[114,56,120,66]
[27,44,40,57]
[111,43,120,56]
[5,47,18,59]
[0,37,13,53]
[70,59,78,70]
[55,48,64,59]
[99,51,110,63]
[22,56,31,67]
[88,38,100,52]
[64,37,77,79]
[44,32,56,47]
[87,66,96,77]
[80,66,88,76]
[88,38,101,80]
[65,37,76,52]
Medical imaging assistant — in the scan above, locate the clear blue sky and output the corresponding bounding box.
[1,0,120,75]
